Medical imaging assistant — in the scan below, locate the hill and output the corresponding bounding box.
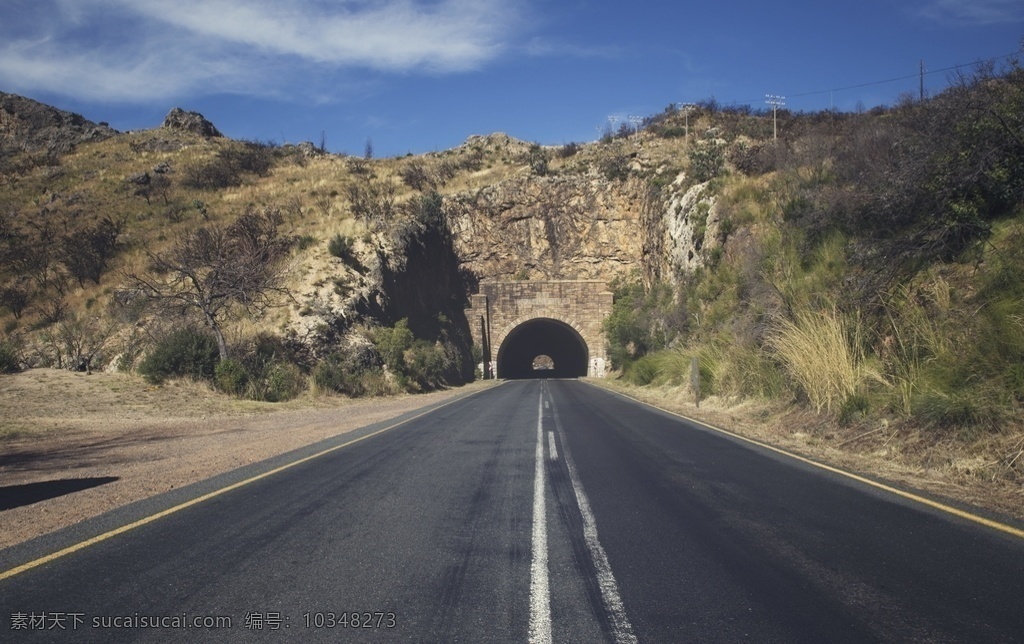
[1,58,1023,503]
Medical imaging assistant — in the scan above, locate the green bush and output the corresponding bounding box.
[623,354,660,385]
[261,362,306,402]
[223,333,308,402]
[688,139,726,182]
[214,358,248,396]
[373,320,414,374]
[312,357,352,394]
[0,337,22,373]
[138,328,219,384]
[313,355,391,398]
[403,340,452,391]
[603,280,683,370]
[915,387,1009,436]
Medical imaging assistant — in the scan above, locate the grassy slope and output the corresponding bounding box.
[1,80,1022,508]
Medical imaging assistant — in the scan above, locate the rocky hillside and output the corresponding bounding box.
[1,92,117,155]
[1,57,1023,439]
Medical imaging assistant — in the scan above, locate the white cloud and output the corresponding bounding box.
[919,0,1024,25]
[115,0,515,72]
[0,0,523,102]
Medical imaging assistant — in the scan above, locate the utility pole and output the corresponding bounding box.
[628,115,643,139]
[765,94,785,142]
[920,59,926,102]
[681,103,695,140]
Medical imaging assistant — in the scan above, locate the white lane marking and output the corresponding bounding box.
[550,396,638,644]
[548,431,558,461]
[530,387,552,644]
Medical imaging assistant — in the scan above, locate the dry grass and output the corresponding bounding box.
[768,307,886,414]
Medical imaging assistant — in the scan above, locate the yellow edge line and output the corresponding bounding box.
[0,384,499,582]
[587,382,1024,541]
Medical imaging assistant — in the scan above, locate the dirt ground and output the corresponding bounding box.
[1,371,1021,554]
[0,369,496,550]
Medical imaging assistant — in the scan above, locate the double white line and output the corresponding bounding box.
[530,384,637,644]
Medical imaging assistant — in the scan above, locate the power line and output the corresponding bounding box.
[723,49,1021,108]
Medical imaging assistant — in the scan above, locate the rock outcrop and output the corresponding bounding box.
[662,177,722,276]
[161,107,222,138]
[0,92,117,154]
[446,173,651,282]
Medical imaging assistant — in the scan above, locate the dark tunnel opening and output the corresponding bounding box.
[496,318,588,379]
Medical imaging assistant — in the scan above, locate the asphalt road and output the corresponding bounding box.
[1,379,1023,642]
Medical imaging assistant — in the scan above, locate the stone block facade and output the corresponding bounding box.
[466,280,613,377]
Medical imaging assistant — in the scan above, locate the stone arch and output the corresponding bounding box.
[465,280,613,379]
[492,312,587,359]
[495,316,589,379]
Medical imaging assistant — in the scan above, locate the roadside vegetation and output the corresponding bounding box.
[604,56,1024,486]
[0,116,477,402]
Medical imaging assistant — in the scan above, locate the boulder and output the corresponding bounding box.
[161,107,222,138]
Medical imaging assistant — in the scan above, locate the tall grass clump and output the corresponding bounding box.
[768,308,885,414]
[702,340,788,400]
[878,281,957,417]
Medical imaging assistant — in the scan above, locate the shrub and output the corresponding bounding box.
[138,328,219,384]
[915,387,1009,436]
[687,139,726,182]
[623,353,660,385]
[0,337,22,373]
[373,319,414,374]
[312,357,351,394]
[181,158,242,190]
[0,283,31,319]
[526,144,549,176]
[313,354,391,397]
[399,161,436,191]
[598,154,631,182]
[702,341,787,400]
[558,142,581,158]
[261,362,306,402]
[214,358,248,396]
[403,340,454,391]
[327,234,364,272]
[182,141,276,190]
[603,280,684,370]
[230,333,307,402]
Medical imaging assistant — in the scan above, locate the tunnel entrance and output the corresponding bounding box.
[496,318,588,379]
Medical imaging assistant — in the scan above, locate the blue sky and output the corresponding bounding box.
[2,0,1022,157]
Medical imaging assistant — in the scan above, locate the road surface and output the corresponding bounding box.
[2,379,1023,642]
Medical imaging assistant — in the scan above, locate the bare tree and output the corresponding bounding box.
[127,207,293,360]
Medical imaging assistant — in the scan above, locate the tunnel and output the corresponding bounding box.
[496,318,589,379]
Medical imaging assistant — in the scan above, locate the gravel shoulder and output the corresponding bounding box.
[0,369,497,551]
